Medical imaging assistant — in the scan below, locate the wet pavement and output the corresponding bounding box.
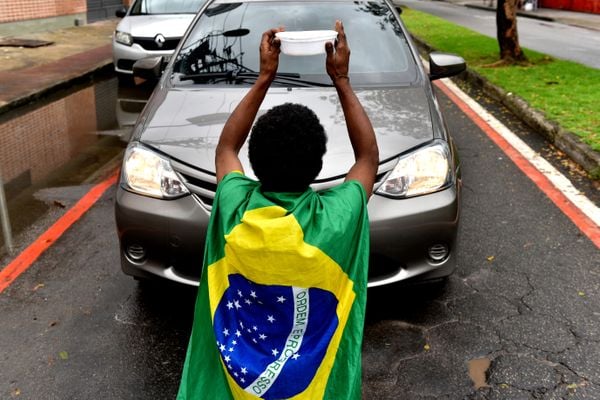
[1,85,599,399]
[440,0,600,32]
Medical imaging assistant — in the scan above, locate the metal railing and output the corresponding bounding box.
[0,168,14,255]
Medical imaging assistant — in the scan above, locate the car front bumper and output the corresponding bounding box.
[115,182,460,288]
[367,184,460,287]
[112,40,174,75]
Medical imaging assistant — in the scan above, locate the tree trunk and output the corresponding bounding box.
[496,0,527,62]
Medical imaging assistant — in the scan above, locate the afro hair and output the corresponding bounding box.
[249,103,327,192]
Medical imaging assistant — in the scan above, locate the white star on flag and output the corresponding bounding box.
[276,296,286,303]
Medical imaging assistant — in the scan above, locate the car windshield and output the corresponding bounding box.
[171,0,417,87]
[130,0,205,15]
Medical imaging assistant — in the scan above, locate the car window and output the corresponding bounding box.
[171,0,417,86]
[130,0,206,15]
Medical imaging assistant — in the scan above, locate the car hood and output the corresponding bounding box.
[139,86,434,179]
[117,14,195,38]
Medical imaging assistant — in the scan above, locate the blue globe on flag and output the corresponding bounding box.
[213,274,339,399]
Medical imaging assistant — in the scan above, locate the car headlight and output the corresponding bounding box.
[376,141,452,198]
[122,143,189,199]
[115,30,133,46]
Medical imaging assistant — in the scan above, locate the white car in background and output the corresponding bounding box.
[113,0,206,81]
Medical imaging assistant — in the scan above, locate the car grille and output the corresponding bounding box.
[172,159,396,211]
[133,37,180,51]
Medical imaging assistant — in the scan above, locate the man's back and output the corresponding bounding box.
[177,172,370,399]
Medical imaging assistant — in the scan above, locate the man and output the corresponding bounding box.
[178,21,378,400]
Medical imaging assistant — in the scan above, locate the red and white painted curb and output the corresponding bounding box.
[1,77,599,293]
[435,78,600,248]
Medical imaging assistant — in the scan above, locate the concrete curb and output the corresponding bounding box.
[411,33,600,178]
[0,45,113,117]
[0,63,114,118]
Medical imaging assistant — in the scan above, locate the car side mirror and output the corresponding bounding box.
[428,52,466,80]
[116,6,127,18]
[133,56,164,84]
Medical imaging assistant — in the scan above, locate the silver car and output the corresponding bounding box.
[115,0,465,288]
[112,0,205,79]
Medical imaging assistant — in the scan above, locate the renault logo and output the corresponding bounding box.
[154,34,166,48]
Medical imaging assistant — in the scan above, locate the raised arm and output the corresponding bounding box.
[325,21,379,197]
[215,28,282,182]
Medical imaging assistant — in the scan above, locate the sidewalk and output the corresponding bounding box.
[441,0,600,31]
[0,19,117,115]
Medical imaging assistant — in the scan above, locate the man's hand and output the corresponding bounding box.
[325,20,350,85]
[259,28,283,81]
[325,20,379,196]
[216,27,282,182]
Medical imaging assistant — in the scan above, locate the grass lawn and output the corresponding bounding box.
[401,7,600,152]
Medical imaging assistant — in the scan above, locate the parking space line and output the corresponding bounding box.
[435,78,600,248]
[0,171,118,293]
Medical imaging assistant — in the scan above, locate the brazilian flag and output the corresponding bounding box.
[177,172,370,399]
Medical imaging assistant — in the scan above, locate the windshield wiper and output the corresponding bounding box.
[178,71,332,87]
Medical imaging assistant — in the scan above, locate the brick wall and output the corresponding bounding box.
[0,87,97,185]
[0,0,86,24]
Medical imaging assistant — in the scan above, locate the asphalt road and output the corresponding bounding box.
[398,0,600,69]
[1,85,599,399]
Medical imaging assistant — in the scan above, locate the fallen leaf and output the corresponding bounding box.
[49,321,58,327]
[499,383,509,389]
[578,291,585,297]
[424,344,431,351]
[487,256,495,262]
[32,283,45,291]
[566,383,578,390]
[12,388,21,397]
[58,351,68,360]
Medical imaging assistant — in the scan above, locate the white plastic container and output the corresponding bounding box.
[275,30,338,56]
